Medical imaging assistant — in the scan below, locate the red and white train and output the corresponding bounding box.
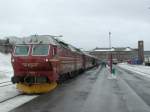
[11,35,99,93]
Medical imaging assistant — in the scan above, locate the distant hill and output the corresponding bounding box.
[4,36,22,45]
[0,38,13,53]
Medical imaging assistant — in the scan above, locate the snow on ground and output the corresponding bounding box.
[0,53,19,102]
[0,95,38,112]
[0,85,20,102]
[118,63,150,78]
[0,52,38,112]
[0,53,13,82]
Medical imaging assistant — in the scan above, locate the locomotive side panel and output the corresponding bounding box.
[57,47,76,75]
[75,54,84,71]
[84,55,96,69]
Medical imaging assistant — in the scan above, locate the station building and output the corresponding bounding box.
[89,47,138,63]
[89,40,150,64]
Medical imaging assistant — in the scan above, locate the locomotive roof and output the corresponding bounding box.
[83,51,98,59]
[68,44,82,53]
[56,39,83,54]
[14,35,83,54]
[15,35,59,45]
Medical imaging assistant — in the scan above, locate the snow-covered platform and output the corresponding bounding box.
[10,66,150,112]
[118,63,150,78]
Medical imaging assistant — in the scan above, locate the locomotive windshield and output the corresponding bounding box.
[32,45,49,55]
[14,45,29,56]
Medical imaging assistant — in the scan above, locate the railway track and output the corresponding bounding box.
[0,94,38,112]
[0,94,22,104]
[0,81,13,87]
[0,81,11,84]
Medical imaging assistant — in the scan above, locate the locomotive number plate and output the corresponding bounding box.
[22,63,39,68]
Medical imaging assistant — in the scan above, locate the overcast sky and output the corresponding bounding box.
[0,0,150,50]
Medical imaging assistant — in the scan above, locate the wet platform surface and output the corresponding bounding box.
[11,66,150,112]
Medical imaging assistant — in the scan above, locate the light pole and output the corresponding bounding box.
[109,32,111,49]
[109,32,112,74]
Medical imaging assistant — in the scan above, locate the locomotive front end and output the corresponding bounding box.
[11,44,58,93]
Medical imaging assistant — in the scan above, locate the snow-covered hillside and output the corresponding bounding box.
[0,53,13,80]
[0,52,38,112]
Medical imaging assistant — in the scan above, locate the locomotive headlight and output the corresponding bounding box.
[45,58,49,62]
[11,58,15,62]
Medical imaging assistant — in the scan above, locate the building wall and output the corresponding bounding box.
[90,50,138,63]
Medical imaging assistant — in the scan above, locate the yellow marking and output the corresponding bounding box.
[16,82,57,94]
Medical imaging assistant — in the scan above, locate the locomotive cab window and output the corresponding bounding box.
[14,45,29,56]
[32,44,49,56]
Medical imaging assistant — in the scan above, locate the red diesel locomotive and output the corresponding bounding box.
[11,35,98,93]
